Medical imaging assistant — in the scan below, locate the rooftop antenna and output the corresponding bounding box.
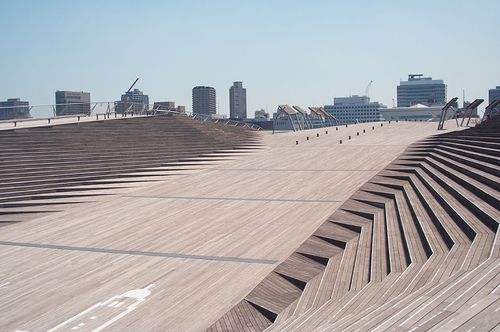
[127,78,139,93]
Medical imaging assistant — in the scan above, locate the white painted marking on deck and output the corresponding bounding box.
[47,284,155,332]
[0,281,10,288]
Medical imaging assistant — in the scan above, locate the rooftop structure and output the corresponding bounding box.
[0,113,498,331]
[397,74,447,107]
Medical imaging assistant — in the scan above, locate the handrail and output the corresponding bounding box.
[0,101,262,130]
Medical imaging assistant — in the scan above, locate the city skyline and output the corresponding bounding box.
[1,0,499,118]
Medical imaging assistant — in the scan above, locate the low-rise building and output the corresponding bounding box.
[55,91,91,116]
[380,104,445,121]
[325,95,385,125]
[0,98,31,120]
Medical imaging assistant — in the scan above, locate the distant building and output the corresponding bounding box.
[192,86,216,115]
[154,101,176,110]
[273,105,310,131]
[324,95,386,125]
[115,89,149,114]
[254,109,269,120]
[153,101,186,114]
[380,104,445,122]
[229,81,247,119]
[0,98,31,120]
[55,91,91,116]
[309,107,336,128]
[489,86,500,104]
[397,74,447,107]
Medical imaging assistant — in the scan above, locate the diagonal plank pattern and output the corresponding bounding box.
[208,117,500,331]
[0,114,261,225]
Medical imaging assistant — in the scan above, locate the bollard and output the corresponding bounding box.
[14,121,17,127]
[372,126,374,130]
[296,140,299,145]
[48,119,51,124]
[348,135,351,140]
[381,123,383,127]
[363,129,365,133]
[77,116,80,121]
[396,120,398,123]
[115,113,117,118]
[345,124,348,127]
[306,136,309,140]
[340,139,342,144]
[326,130,328,134]
[389,120,391,124]
[96,114,99,120]
[317,133,319,137]
[336,127,338,131]
[357,132,359,136]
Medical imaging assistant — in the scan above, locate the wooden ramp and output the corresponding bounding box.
[208,118,500,331]
[0,114,261,224]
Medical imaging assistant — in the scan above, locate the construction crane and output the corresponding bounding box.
[127,78,139,93]
[364,80,373,97]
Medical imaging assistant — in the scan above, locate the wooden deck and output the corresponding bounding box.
[1,116,492,331]
[210,118,500,331]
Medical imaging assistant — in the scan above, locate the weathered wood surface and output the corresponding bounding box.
[0,119,465,331]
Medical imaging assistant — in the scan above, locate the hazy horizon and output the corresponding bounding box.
[1,0,499,118]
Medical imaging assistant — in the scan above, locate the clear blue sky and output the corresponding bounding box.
[1,0,499,118]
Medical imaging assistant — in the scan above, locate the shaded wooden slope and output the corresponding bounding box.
[0,114,261,225]
[208,117,500,331]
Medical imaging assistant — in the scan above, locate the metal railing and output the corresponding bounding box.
[0,101,261,130]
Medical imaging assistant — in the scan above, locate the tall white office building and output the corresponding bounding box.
[397,74,447,107]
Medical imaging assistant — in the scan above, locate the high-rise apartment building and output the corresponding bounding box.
[229,81,247,119]
[0,98,31,120]
[397,74,447,107]
[192,86,216,115]
[115,89,149,114]
[325,95,386,124]
[55,91,91,116]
